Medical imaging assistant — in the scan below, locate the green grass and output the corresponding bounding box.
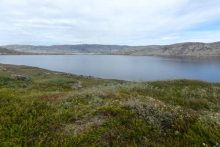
[0,64,220,146]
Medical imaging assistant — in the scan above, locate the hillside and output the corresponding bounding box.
[113,42,220,56]
[0,64,219,146]
[2,41,220,56]
[0,47,25,55]
[2,44,132,54]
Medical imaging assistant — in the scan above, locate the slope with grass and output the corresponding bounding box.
[0,64,220,146]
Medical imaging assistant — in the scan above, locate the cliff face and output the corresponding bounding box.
[3,45,132,54]
[113,42,220,56]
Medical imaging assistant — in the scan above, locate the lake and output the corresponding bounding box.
[0,55,220,82]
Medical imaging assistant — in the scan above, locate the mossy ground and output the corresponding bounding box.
[0,64,220,147]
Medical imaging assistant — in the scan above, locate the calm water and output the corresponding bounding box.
[0,55,220,82]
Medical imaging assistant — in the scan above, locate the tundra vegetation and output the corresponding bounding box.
[0,64,220,147]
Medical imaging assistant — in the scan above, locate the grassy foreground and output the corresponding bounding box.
[0,64,220,147]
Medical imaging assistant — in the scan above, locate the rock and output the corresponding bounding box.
[63,73,76,77]
[72,82,83,89]
[86,76,94,79]
[11,74,31,81]
[44,72,51,75]
[78,82,83,88]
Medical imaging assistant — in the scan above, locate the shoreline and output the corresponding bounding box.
[0,63,219,84]
[1,53,220,57]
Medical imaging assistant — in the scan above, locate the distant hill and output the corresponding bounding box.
[2,45,132,54]
[2,41,220,56]
[0,47,24,55]
[112,42,220,56]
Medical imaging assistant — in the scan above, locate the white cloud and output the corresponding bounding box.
[0,0,220,45]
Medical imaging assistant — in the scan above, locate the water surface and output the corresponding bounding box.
[0,55,219,82]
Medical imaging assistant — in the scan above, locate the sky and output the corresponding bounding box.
[0,0,220,46]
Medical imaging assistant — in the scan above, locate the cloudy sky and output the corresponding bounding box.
[0,0,220,45]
